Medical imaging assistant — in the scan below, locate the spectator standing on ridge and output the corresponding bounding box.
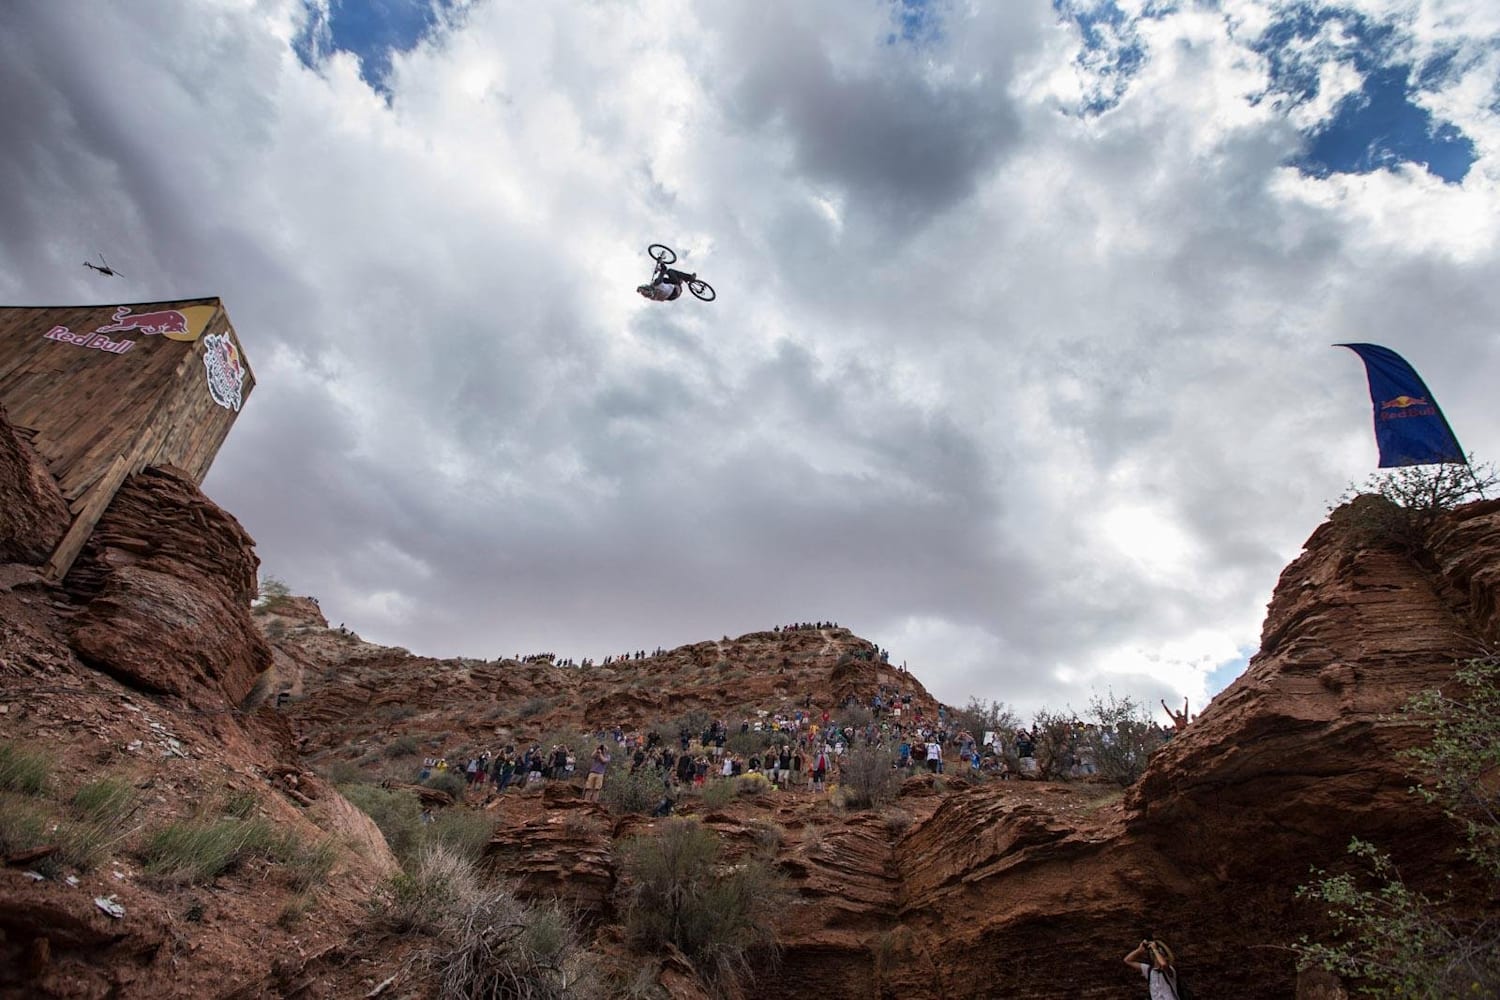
[584,744,610,802]
[1162,698,1191,732]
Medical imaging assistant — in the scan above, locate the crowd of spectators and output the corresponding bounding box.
[414,672,1189,815]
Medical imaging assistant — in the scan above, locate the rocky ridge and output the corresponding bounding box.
[2,395,1498,998]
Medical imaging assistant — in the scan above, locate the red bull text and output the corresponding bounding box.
[42,324,133,354]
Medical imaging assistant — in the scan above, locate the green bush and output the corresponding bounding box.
[518,696,552,719]
[619,818,785,994]
[316,759,365,786]
[726,731,766,757]
[285,837,339,891]
[838,747,900,809]
[59,777,139,870]
[341,784,424,861]
[384,844,481,934]
[256,574,293,612]
[0,741,49,796]
[0,793,50,856]
[141,817,288,884]
[737,773,772,797]
[387,846,603,996]
[423,769,469,801]
[222,788,259,820]
[701,779,736,810]
[745,819,783,857]
[426,808,495,863]
[602,764,666,816]
[384,735,421,759]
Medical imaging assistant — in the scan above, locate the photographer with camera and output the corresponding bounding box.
[1123,937,1184,999]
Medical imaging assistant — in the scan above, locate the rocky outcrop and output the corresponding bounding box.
[0,404,67,565]
[63,467,270,706]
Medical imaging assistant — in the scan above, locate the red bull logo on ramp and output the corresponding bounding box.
[94,304,215,342]
[202,331,246,412]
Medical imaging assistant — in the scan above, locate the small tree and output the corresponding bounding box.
[255,574,293,611]
[1028,709,1079,781]
[954,697,1021,743]
[1081,692,1167,787]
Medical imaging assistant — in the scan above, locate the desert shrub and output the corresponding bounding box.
[425,809,495,863]
[563,813,605,838]
[439,892,602,999]
[59,777,139,870]
[1331,459,1497,557]
[672,707,711,740]
[342,784,423,862]
[141,817,287,884]
[540,728,594,764]
[384,843,481,933]
[0,741,49,796]
[613,960,669,999]
[745,819,783,857]
[285,837,339,891]
[701,779,736,810]
[387,846,603,995]
[801,824,825,856]
[838,747,901,809]
[737,772,772,797]
[953,697,1021,745]
[1081,692,1167,787]
[423,769,469,801]
[384,735,421,759]
[222,788,259,819]
[602,764,666,816]
[882,809,913,837]
[277,894,315,929]
[316,759,364,786]
[255,574,292,611]
[839,705,874,730]
[1297,654,1500,997]
[1028,709,1079,781]
[0,793,50,856]
[518,696,552,719]
[619,819,785,994]
[726,731,766,757]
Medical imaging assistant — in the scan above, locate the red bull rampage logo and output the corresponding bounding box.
[202,332,246,412]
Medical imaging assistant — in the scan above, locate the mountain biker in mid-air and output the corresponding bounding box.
[638,261,687,301]
[637,244,716,303]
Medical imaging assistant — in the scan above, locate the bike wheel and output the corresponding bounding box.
[648,243,677,264]
[688,279,716,302]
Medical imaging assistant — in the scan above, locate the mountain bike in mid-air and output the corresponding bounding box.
[637,243,715,302]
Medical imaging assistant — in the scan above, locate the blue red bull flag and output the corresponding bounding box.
[1337,343,1466,468]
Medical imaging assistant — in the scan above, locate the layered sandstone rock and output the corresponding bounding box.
[0,404,67,565]
[64,467,270,706]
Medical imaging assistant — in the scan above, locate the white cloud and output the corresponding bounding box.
[2,0,1497,718]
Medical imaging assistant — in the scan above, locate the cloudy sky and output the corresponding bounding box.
[3,0,1497,716]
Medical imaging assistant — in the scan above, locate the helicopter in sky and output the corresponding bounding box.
[83,252,122,278]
